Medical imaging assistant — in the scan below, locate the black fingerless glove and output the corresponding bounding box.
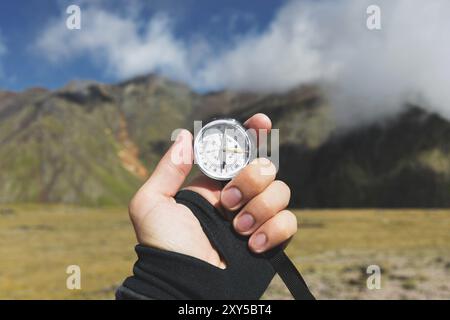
[116,190,314,300]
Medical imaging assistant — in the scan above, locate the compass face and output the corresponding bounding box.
[194,119,253,180]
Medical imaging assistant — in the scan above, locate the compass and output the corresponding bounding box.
[194,118,254,181]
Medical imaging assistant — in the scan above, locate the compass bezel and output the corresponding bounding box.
[194,118,254,181]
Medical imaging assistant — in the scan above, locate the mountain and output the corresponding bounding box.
[1,75,449,207]
[280,106,450,207]
[0,76,196,205]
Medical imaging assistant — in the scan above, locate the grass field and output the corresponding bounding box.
[0,205,449,299]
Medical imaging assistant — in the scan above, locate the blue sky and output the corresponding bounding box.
[0,0,285,91]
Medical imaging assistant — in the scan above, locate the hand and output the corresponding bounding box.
[128,114,297,269]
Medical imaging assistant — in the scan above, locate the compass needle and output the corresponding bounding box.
[220,128,226,172]
[194,119,253,181]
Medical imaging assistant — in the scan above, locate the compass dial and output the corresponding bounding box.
[194,119,253,180]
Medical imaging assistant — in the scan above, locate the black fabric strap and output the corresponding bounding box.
[265,250,315,300]
[179,189,315,300]
[218,179,314,300]
[116,190,315,300]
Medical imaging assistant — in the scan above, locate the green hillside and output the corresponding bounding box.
[1,75,449,207]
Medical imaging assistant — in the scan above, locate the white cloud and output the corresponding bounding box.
[194,11,328,92]
[197,0,450,125]
[35,0,450,125]
[35,9,190,82]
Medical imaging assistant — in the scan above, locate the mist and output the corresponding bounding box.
[195,0,450,126]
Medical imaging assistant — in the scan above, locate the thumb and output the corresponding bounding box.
[139,129,193,201]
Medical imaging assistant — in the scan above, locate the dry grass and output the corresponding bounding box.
[0,205,449,299]
[267,209,450,299]
[0,204,136,299]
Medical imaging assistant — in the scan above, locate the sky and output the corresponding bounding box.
[0,0,284,91]
[0,0,449,126]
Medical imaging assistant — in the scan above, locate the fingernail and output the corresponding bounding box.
[250,233,267,251]
[235,213,255,232]
[175,129,188,143]
[221,187,242,208]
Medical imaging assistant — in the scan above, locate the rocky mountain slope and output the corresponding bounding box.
[1,75,449,207]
